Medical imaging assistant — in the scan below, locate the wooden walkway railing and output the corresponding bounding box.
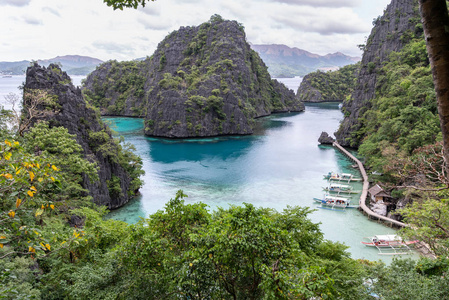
[332,142,407,228]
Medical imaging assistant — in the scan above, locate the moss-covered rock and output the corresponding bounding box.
[83,15,304,138]
[24,63,143,209]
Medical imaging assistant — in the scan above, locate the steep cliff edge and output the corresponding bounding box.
[24,63,143,209]
[335,0,420,146]
[296,63,359,103]
[83,15,304,138]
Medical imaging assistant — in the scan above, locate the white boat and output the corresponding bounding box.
[313,195,356,209]
[323,172,362,182]
[361,235,419,255]
[322,183,360,194]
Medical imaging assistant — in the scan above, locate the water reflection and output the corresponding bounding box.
[103,104,420,263]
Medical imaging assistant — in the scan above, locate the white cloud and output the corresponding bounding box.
[0,0,391,61]
[0,0,31,7]
[22,15,43,25]
[92,41,136,56]
[268,0,359,8]
[272,6,368,35]
[42,7,61,17]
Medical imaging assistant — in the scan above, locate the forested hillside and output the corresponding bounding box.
[2,0,449,298]
[83,15,304,138]
[296,63,360,102]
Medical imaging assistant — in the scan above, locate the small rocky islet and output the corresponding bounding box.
[82,15,304,138]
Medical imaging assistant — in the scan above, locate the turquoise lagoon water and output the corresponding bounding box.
[104,103,420,263]
[0,75,419,263]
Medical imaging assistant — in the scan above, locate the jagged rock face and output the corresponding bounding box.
[296,74,324,102]
[83,17,304,138]
[335,0,419,146]
[296,63,359,103]
[318,132,335,144]
[24,63,138,209]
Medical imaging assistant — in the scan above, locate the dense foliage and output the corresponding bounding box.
[83,60,148,116]
[83,15,302,138]
[103,0,153,10]
[297,63,360,102]
[2,2,449,298]
[355,39,440,173]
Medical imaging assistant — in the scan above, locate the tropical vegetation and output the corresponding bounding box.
[1,0,449,299]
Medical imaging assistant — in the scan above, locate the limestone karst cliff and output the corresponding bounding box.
[83,15,304,138]
[296,63,359,103]
[24,63,143,209]
[335,0,420,147]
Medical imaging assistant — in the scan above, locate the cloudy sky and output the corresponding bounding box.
[0,0,391,62]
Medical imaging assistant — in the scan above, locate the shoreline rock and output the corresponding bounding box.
[318,131,335,144]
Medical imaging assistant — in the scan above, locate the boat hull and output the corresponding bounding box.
[323,175,362,182]
[313,197,356,209]
[361,240,419,248]
[323,188,360,194]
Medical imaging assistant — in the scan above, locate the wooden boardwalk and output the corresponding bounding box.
[332,142,407,228]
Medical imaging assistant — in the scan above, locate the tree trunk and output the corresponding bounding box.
[419,0,449,163]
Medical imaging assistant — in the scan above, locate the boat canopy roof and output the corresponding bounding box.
[330,183,351,188]
[325,196,349,202]
[373,235,401,241]
[341,173,353,177]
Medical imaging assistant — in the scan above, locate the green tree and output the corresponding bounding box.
[103,0,154,10]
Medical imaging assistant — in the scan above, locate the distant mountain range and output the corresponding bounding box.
[250,44,360,77]
[1,45,360,78]
[0,55,103,75]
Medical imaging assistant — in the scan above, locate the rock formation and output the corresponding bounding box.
[318,132,335,145]
[83,15,304,138]
[24,63,142,209]
[296,63,359,103]
[335,0,420,146]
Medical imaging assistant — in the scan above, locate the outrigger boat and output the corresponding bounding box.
[322,183,360,194]
[323,172,362,182]
[361,235,419,255]
[313,195,357,209]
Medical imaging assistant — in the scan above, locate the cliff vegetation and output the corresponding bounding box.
[296,63,360,102]
[83,15,304,138]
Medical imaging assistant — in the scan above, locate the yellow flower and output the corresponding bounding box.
[3,152,12,160]
[51,165,59,171]
[16,198,22,208]
[8,210,15,218]
[50,204,55,210]
[4,140,11,147]
[3,173,13,180]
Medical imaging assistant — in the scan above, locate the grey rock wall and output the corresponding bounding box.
[335,0,419,146]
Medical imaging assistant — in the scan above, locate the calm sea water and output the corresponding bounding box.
[0,75,419,263]
[273,76,303,92]
[104,104,419,263]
